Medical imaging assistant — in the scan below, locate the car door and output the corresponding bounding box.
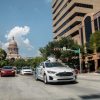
[36,63,43,79]
[39,63,45,80]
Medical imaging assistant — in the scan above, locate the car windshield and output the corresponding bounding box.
[3,66,13,69]
[22,67,31,69]
[45,62,65,68]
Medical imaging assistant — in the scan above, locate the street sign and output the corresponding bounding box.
[74,49,80,53]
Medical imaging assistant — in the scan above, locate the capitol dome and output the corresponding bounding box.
[9,37,18,47]
[7,37,21,60]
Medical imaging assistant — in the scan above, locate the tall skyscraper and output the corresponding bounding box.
[52,0,100,45]
[52,0,100,72]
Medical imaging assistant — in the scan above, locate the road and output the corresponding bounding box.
[0,74,100,100]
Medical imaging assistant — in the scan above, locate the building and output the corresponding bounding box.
[52,0,100,44]
[6,37,21,60]
[52,0,100,72]
[79,11,100,72]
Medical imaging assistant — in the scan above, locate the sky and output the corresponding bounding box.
[0,0,53,57]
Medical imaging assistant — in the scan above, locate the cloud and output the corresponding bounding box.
[36,50,42,57]
[5,26,30,40]
[2,42,9,50]
[23,38,33,50]
[3,26,33,52]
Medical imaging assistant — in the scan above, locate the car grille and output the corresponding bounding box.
[56,72,73,76]
[57,78,73,80]
[24,71,32,72]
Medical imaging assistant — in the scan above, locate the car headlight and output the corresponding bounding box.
[12,70,15,73]
[72,70,76,74]
[1,71,5,73]
[47,71,56,74]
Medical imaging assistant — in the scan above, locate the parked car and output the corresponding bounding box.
[20,66,33,75]
[16,67,21,74]
[35,60,77,84]
[0,66,15,77]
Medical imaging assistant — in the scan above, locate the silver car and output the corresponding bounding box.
[20,66,33,75]
[35,60,77,84]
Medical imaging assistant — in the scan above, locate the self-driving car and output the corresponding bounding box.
[35,60,77,84]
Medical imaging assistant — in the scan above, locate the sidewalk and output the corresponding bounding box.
[79,72,100,76]
[77,72,100,81]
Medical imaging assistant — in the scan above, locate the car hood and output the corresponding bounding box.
[46,67,74,73]
[21,69,32,71]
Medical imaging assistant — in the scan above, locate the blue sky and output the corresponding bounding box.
[0,0,53,57]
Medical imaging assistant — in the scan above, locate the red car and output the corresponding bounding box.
[1,66,15,77]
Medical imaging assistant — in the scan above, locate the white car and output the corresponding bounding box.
[35,60,77,84]
[20,66,33,75]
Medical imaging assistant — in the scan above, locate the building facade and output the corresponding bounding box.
[79,11,100,72]
[52,0,100,44]
[52,0,100,72]
[6,37,21,60]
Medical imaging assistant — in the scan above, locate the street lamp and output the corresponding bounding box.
[63,47,82,73]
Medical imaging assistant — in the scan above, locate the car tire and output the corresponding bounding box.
[43,74,48,84]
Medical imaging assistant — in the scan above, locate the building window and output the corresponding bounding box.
[52,0,58,8]
[76,3,93,9]
[71,30,79,37]
[84,16,92,43]
[53,0,72,20]
[80,28,84,45]
[58,21,80,36]
[98,16,100,30]
[53,3,92,26]
[53,0,64,14]
[54,12,86,33]
[94,18,98,31]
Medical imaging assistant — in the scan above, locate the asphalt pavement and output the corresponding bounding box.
[0,73,100,100]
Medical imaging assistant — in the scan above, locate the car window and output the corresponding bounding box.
[22,67,31,69]
[45,62,65,68]
[45,63,52,67]
[3,66,13,69]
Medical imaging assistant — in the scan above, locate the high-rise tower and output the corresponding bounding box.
[52,0,100,45]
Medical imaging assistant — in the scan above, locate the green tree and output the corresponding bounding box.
[0,60,8,67]
[14,57,45,69]
[0,48,7,60]
[14,59,26,68]
[31,57,46,68]
[39,41,60,58]
[90,31,100,52]
[39,37,81,61]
